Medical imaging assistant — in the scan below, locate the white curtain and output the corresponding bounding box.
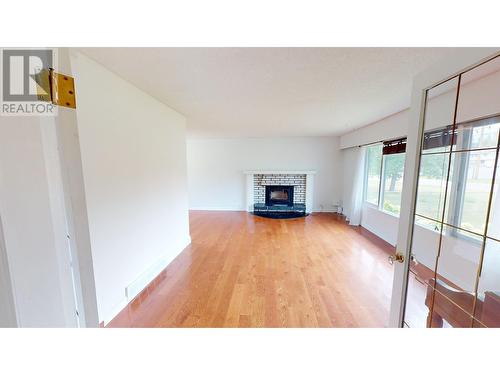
[342,146,365,226]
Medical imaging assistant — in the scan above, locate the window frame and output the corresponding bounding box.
[363,141,406,218]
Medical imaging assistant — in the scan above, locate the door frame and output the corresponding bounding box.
[0,214,18,327]
[49,48,100,327]
[389,48,500,327]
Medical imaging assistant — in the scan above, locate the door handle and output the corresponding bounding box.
[388,252,404,265]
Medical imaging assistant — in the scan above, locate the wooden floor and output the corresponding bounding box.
[108,211,398,328]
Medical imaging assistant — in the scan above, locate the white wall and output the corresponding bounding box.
[72,52,191,324]
[340,110,409,150]
[187,137,342,212]
[361,205,399,246]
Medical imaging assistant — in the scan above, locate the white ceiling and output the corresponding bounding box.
[80,48,465,138]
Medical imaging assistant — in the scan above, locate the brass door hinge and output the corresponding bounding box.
[32,68,76,109]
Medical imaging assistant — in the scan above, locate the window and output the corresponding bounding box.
[364,139,406,216]
[364,144,383,205]
[381,152,406,215]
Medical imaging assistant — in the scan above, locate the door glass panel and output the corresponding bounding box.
[474,238,500,327]
[486,161,500,241]
[422,124,456,155]
[434,225,482,317]
[457,56,500,124]
[415,153,450,222]
[472,318,488,328]
[431,287,474,328]
[423,77,459,144]
[411,219,440,277]
[453,118,500,153]
[405,219,442,327]
[404,272,434,328]
[443,149,497,236]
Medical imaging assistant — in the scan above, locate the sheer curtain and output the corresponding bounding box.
[342,146,365,226]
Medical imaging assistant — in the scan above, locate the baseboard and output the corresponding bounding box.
[357,226,396,251]
[125,235,192,301]
[311,204,340,213]
[190,207,341,214]
[101,234,192,326]
[189,207,246,211]
[360,222,397,247]
[102,297,129,327]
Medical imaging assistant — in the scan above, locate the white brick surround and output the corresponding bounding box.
[253,174,306,204]
[244,170,316,213]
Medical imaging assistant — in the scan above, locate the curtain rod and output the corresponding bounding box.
[356,136,407,148]
[356,140,383,148]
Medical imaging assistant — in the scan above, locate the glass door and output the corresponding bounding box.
[403,55,500,328]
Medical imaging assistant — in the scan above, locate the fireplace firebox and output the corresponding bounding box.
[265,185,294,207]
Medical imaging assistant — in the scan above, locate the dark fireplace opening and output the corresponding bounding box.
[265,185,294,207]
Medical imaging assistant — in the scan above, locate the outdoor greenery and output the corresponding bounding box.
[381,153,405,214]
[384,153,405,192]
[420,152,448,179]
[414,153,448,220]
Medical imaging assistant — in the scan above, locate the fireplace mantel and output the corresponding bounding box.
[243,170,317,175]
[244,171,316,213]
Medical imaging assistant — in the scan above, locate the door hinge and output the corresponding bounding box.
[32,68,76,109]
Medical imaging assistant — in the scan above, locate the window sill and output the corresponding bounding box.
[380,209,400,218]
[363,201,379,209]
[363,202,400,219]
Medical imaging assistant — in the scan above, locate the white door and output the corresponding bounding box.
[40,117,82,327]
[389,49,500,327]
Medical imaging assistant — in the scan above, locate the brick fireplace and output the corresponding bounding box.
[244,170,316,216]
[254,174,306,205]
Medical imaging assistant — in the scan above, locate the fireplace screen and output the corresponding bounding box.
[270,190,288,201]
[266,185,294,207]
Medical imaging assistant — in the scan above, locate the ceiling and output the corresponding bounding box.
[80,48,465,138]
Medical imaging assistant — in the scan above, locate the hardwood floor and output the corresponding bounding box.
[107,211,398,328]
